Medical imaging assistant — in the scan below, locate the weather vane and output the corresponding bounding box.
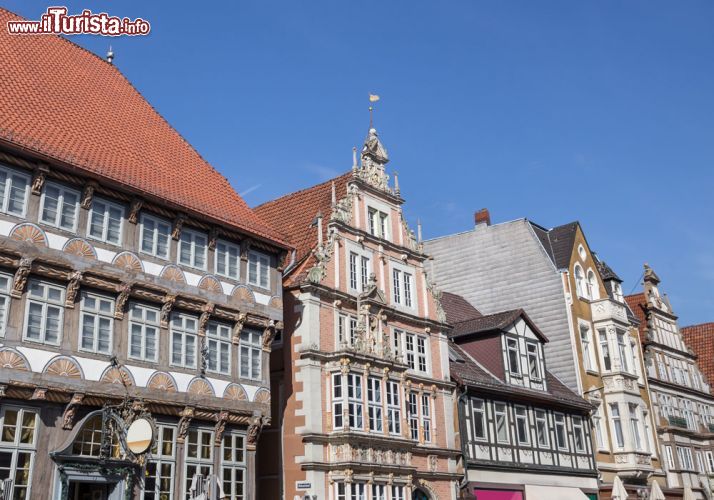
[369,93,380,129]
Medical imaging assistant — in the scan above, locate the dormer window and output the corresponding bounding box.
[367,207,389,240]
[526,342,540,379]
[613,282,624,303]
[506,338,520,376]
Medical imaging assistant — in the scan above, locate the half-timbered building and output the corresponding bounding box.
[627,265,714,499]
[442,292,598,500]
[0,8,289,499]
[254,126,461,499]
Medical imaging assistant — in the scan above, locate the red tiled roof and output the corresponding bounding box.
[682,323,714,387]
[440,292,482,324]
[254,172,352,283]
[625,293,648,341]
[0,8,288,248]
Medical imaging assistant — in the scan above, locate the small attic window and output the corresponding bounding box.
[578,244,587,261]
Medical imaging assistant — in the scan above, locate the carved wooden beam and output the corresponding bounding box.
[232,312,247,345]
[114,282,134,320]
[11,257,33,298]
[31,164,50,195]
[65,270,83,308]
[176,406,195,444]
[160,294,177,329]
[80,181,97,209]
[172,213,187,240]
[128,198,144,224]
[62,393,85,430]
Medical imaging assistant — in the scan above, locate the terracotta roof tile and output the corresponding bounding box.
[682,323,714,387]
[625,293,648,341]
[0,8,288,248]
[254,172,352,282]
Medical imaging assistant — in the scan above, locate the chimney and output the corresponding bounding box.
[474,208,490,227]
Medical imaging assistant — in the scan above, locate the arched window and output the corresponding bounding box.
[586,269,599,300]
[574,264,586,298]
[71,414,120,458]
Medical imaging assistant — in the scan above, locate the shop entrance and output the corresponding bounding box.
[68,481,116,500]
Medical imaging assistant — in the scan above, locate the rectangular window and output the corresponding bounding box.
[392,269,414,308]
[349,252,371,292]
[360,256,369,290]
[664,445,675,470]
[617,331,629,372]
[87,197,124,245]
[79,292,114,354]
[573,416,586,452]
[706,451,714,473]
[391,486,406,500]
[170,313,198,368]
[507,338,520,376]
[593,406,606,450]
[184,428,213,500]
[629,404,642,450]
[386,381,401,435]
[598,329,611,371]
[0,273,12,337]
[332,374,344,430]
[24,280,64,345]
[677,446,694,471]
[526,342,540,379]
[580,324,593,371]
[515,406,529,445]
[216,240,240,280]
[347,373,363,430]
[337,314,358,347]
[421,394,432,443]
[248,250,270,289]
[611,404,624,448]
[221,432,246,500]
[371,484,386,500]
[206,322,231,374]
[143,425,175,500]
[0,407,37,499]
[140,213,171,260]
[472,399,487,440]
[494,403,509,443]
[535,410,549,447]
[40,182,79,231]
[349,253,357,290]
[129,303,159,362]
[404,333,428,373]
[239,329,262,380]
[554,413,567,450]
[408,391,419,440]
[367,378,383,432]
[178,229,207,270]
[0,166,29,217]
[368,207,389,239]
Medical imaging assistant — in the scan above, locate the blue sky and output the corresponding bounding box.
[6,1,714,324]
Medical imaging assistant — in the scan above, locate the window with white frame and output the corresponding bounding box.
[248,250,270,289]
[535,409,549,447]
[371,484,386,500]
[178,229,207,270]
[386,381,401,435]
[573,416,586,452]
[0,273,12,337]
[598,329,612,371]
[206,321,231,375]
[348,251,371,293]
[395,330,429,374]
[128,303,159,362]
[677,446,694,471]
[347,373,364,430]
[554,413,568,450]
[184,428,213,500]
[216,240,240,280]
[407,391,419,440]
[593,405,607,451]
[79,292,114,354]
[472,399,487,440]
[664,445,675,470]
[170,313,198,368]
[617,331,630,372]
[526,342,541,380]
[706,451,714,473]
[0,407,37,499]
[0,166,29,217]
[140,213,171,260]
[367,207,389,240]
[24,280,64,345]
[613,282,624,302]
[335,481,367,500]
[367,377,383,432]
[391,485,406,500]
[87,197,124,245]
[515,406,529,445]
[392,267,414,308]
[337,313,358,347]
[586,269,599,300]
[506,338,521,376]
[332,374,344,430]
[610,404,624,448]
[574,264,586,298]
[221,432,246,500]
[40,182,79,231]
[142,424,176,500]
[696,450,705,473]
[239,329,262,380]
[580,324,594,371]
[494,402,509,443]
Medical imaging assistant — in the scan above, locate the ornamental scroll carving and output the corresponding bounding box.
[177,407,195,444]
[246,415,268,449]
[262,320,283,351]
[306,231,339,284]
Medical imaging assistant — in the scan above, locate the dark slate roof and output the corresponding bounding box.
[448,307,549,343]
[449,344,591,411]
[595,257,622,282]
[441,292,482,324]
[529,222,556,263]
[546,222,579,270]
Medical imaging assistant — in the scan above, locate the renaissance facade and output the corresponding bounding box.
[255,127,461,500]
[0,9,289,498]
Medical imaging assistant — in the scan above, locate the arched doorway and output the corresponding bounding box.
[413,488,431,500]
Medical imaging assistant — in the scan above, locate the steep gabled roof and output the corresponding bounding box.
[254,172,353,279]
[625,293,648,340]
[440,292,482,324]
[682,323,714,387]
[546,221,579,270]
[595,257,622,282]
[0,8,287,248]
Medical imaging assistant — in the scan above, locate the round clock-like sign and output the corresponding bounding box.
[126,418,154,454]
